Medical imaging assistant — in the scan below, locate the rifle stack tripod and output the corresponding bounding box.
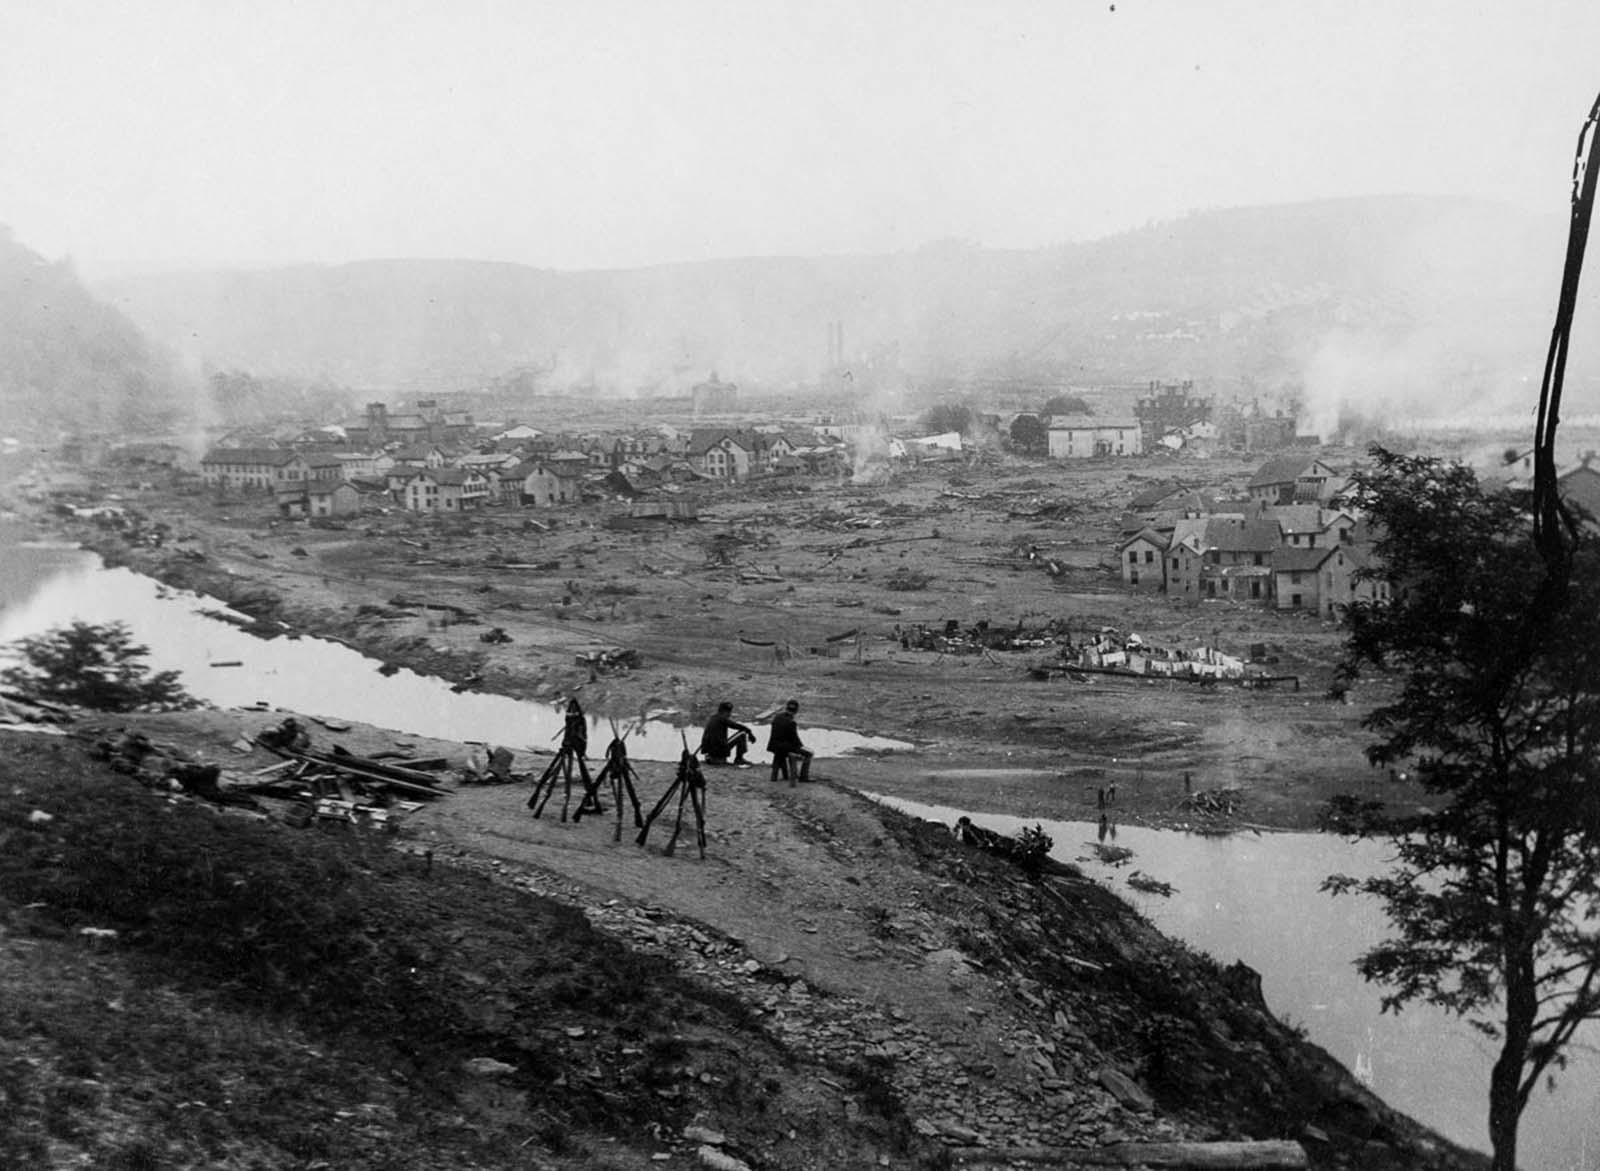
[526,717,707,858]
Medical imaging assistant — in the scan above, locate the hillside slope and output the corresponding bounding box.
[95,197,1589,421]
[0,722,1488,1170]
[0,227,186,436]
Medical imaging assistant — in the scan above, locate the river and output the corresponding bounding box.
[0,522,907,762]
[1,521,1597,1168]
[864,795,1600,1171]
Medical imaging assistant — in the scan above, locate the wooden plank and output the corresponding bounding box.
[1073,1140,1308,1168]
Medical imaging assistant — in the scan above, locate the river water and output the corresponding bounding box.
[864,795,1600,1170]
[1,520,1596,1168]
[0,522,907,762]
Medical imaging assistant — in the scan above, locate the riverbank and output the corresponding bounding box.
[0,716,1486,1169]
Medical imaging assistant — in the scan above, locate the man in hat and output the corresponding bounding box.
[766,699,813,783]
[699,701,755,767]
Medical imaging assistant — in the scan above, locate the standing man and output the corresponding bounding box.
[699,701,755,766]
[766,699,813,784]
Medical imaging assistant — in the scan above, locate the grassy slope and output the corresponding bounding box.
[0,732,920,1170]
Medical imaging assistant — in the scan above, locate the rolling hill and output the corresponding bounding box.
[94,197,1599,425]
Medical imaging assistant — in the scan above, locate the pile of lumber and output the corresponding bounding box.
[249,738,449,827]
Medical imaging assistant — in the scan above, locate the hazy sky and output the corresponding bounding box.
[4,1,1600,274]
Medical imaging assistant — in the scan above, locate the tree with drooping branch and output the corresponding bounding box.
[1325,448,1600,1171]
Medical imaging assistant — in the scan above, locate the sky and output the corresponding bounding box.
[4,0,1600,275]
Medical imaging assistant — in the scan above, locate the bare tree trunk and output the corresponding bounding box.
[1489,959,1536,1171]
[1488,1047,1522,1171]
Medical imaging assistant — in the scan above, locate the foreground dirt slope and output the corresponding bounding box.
[89,704,1477,1170]
[408,758,1480,1168]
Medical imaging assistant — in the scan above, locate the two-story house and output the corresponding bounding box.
[1047,416,1143,459]
[1119,528,1168,590]
[1167,517,1282,604]
[1247,456,1342,505]
[401,468,488,513]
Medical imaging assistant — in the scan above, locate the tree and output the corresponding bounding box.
[1325,448,1600,1171]
[1008,413,1048,455]
[921,403,972,435]
[1040,394,1090,418]
[2,621,198,712]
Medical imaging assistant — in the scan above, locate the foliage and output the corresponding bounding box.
[1040,394,1090,418]
[1,621,197,712]
[1013,824,1055,877]
[1325,447,1600,1169]
[921,402,973,435]
[1008,413,1048,454]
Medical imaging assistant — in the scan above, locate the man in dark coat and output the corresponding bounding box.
[766,699,813,783]
[699,701,754,766]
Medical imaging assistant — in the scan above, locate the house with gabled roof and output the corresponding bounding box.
[1166,517,1281,603]
[1120,483,1224,535]
[1247,456,1341,505]
[513,460,584,507]
[391,443,449,469]
[1265,503,1358,549]
[1272,544,1374,618]
[1118,528,1168,591]
[306,481,362,518]
[1559,458,1600,523]
[1047,416,1143,458]
[688,428,762,479]
[401,467,488,513]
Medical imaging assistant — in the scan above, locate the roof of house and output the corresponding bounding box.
[1129,481,1184,510]
[1047,416,1139,431]
[1266,504,1323,534]
[1271,546,1339,572]
[409,467,477,487]
[307,480,358,496]
[687,428,753,456]
[302,452,346,469]
[1175,517,1281,554]
[1118,527,1169,551]
[1211,518,1283,552]
[201,447,298,467]
[1248,456,1335,489]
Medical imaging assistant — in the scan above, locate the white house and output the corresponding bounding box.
[1047,417,1143,458]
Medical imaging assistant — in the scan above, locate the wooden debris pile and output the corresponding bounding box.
[898,617,1072,655]
[1180,787,1244,818]
[575,646,639,672]
[249,717,448,829]
[1126,870,1177,897]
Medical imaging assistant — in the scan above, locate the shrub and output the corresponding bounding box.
[1,621,196,712]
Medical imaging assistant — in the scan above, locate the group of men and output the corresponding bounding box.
[699,699,812,783]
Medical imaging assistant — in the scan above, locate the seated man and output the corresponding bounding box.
[765,699,813,783]
[699,701,754,766]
